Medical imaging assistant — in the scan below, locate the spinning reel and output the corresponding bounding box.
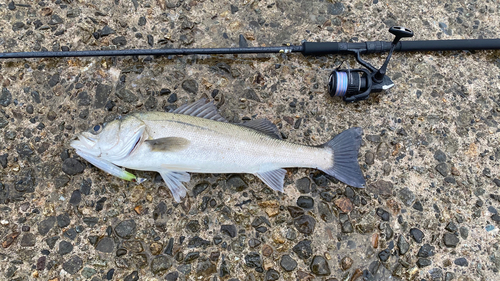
[328,26,414,102]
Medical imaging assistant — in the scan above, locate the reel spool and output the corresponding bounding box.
[328,26,414,102]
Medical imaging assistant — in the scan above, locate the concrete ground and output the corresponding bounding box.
[0,0,499,280]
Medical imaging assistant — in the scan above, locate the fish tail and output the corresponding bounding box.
[320,127,365,188]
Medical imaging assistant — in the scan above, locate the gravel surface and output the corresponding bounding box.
[1,0,500,280]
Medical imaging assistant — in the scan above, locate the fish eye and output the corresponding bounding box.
[90,124,104,135]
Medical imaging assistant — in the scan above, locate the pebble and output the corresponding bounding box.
[445,272,455,281]
[57,213,71,228]
[20,233,36,247]
[410,228,424,243]
[366,134,381,143]
[239,34,248,48]
[334,197,353,213]
[186,220,200,233]
[165,272,178,281]
[376,208,390,221]
[100,25,115,36]
[434,150,446,162]
[341,256,353,270]
[38,216,56,235]
[138,16,146,26]
[0,118,8,129]
[0,154,7,168]
[4,130,16,140]
[96,237,115,253]
[59,240,74,255]
[242,88,261,102]
[294,215,315,235]
[295,177,311,193]
[45,236,59,249]
[196,257,216,276]
[378,249,390,262]
[443,233,459,247]
[124,271,139,281]
[62,158,85,175]
[112,36,127,46]
[445,222,457,232]
[26,104,34,114]
[221,225,237,238]
[69,190,81,205]
[292,240,312,259]
[244,252,262,269]
[116,88,138,103]
[365,152,375,165]
[0,88,12,107]
[265,269,280,281]
[248,238,261,248]
[116,248,127,257]
[417,244,435,258]
[167,93,178,103]
[459,226,469,239]
[368,180,393,198]
[398,187,415,207]
[280,255,297,271]
[123,240,143,253]
[417,258,432,268]
[435,163,449,177]
[454,257,468,266]
[262,244,273,256]
[48,73,60,87]
[297,196,314,209]
[317,201,334,223]
[63,255,83,274]
[184,251,200,263]
[95,84,112,108]
[37,256,46,271]
[115,219,136,239]
[413,201,423,211]
[493,179,500,187]
[310,255,331,276]
[182,79,198,94]
[226,175,247,191]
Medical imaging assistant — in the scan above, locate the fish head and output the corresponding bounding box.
[70,116,147,162]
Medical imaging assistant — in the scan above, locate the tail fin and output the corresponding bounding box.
[320,127,365,188]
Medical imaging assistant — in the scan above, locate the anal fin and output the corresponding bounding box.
[255,169,286,192]
[159,170,191,202]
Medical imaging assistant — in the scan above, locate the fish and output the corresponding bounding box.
[70,98,365,202]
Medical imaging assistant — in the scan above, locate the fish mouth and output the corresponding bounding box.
[70,132,100,157]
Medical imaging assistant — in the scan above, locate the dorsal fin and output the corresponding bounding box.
[241,119,282,139]
[170,98,226,122]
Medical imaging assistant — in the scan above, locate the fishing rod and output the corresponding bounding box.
[1,26,500,102]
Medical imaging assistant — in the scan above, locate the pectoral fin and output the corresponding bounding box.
[255,169,287,192]
[146,137,190,152]
[159,170,191,202]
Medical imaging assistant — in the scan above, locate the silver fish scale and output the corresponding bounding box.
[117,112,332,174]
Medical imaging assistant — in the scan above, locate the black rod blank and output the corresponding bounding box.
[0,39,499,59]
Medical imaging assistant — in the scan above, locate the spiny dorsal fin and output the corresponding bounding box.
[241,119,282,139]
[145,137,190,152]
[255,169,287,192]
[171,98,226,122]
